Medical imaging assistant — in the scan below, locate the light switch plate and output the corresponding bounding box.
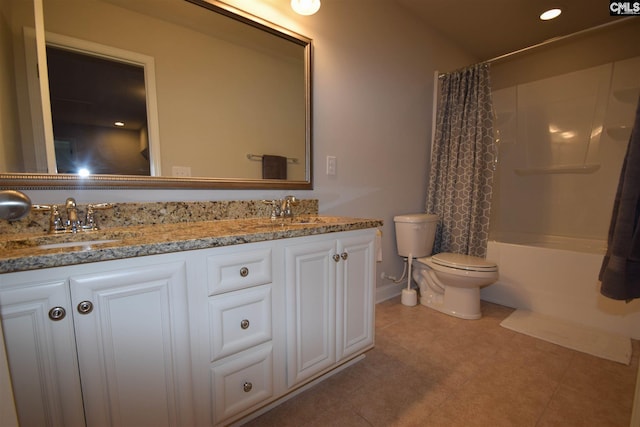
[172,166,192,177]
[326,156,336,176]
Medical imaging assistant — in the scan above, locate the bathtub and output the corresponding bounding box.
[482,236,640,339]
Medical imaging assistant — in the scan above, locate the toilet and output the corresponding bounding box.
[393,213,498,320]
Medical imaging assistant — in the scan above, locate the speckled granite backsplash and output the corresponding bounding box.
[0,199,318,235]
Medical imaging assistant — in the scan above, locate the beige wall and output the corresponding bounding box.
[0,1,14,172]
[0,0,33,172]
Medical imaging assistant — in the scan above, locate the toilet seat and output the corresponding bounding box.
[415,253,497,279]
[430,253,497,272]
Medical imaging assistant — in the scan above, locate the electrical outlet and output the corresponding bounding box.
[326,156,336,176]
[172,166,192,177]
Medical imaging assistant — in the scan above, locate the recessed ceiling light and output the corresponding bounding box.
[540,8,562,20]
[114,121,125,127]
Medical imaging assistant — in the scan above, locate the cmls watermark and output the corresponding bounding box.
[610,1,640,15]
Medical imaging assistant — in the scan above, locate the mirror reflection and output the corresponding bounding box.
[0,0,312,188]
[48,46,151,176]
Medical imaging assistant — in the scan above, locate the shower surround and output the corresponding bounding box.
[482,56,640,340]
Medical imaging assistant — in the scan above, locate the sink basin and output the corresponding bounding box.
[0,230,140,251]
[245,216,347,228]
[287,216,349,225]
[36,239,119,250]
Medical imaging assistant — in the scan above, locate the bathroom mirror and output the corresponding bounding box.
[0,0,312,189]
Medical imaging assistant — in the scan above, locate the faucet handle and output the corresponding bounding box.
[33,204,65,233]
[88,203,114,211]
[261,199,281,220]
[50,205,65,233]
[282,195,298,217]
[83,203,114,231]
[32,204,52,211]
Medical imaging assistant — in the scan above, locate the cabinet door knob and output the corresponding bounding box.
[243,381,253,393]
[239,267,249,277]
[240,319,250,329]
[341,252,348,260]
[77,301,94,314]
[48,306,66,321]
[332,254,340,262]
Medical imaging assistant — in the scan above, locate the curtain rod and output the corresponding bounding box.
[438,17,633,78]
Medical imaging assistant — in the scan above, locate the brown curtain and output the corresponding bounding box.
[426,63,495,257]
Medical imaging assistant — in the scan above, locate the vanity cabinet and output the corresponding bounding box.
[0,254,194,427]
[284,231,375,388]
[0,227,377,427]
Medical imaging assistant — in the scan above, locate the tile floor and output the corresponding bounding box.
[245,297,639,427]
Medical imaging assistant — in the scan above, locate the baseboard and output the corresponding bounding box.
[376,282,403,303]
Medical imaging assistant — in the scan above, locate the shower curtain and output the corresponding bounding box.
[426,63,495,257]
[599,97,640,301]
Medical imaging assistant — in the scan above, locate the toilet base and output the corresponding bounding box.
[419,285,481,320]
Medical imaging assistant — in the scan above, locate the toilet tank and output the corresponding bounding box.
[393,213,439,258]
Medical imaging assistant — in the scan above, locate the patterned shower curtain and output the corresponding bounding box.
[426,63,495,257]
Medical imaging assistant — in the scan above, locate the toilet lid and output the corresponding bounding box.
[430,253,497,272]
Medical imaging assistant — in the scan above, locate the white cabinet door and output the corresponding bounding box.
[336,234,375,360]
[284,230,376,389]
[70,260,194,427]
[0,280,85,427]
[284,237,336,388]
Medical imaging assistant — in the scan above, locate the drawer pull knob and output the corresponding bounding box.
[77,301,94,314]
[332,254,340,262]
[240,319,250,329]
[239,267,249,277]
[341,252,348,260]
[243,381,253,393]
[48,306,66,321]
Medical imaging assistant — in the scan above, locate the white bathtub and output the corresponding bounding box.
[482,237,640,339]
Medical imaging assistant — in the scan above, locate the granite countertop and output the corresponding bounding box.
[0,216,383,274]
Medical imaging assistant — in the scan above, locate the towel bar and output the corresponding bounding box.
[247,154,299,164]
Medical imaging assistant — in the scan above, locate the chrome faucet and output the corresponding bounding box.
[33,198,114,234]
[263,195,298,221]
[280,195,297,219]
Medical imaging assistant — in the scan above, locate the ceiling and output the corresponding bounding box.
[394,0,626,61]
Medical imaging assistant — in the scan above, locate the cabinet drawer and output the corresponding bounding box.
[211,345,273,424]
[207,248,272,295]
[209,285,272,361]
